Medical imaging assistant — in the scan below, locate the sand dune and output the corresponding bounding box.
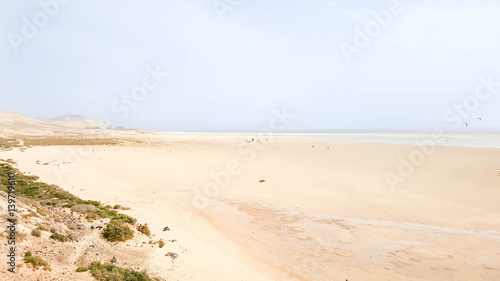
[46,115,109,129]
[0,110,55,128]
[0,110,109,131]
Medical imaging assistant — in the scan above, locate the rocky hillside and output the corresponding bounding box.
[0,162,171,281]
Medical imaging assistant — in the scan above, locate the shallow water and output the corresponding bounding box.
[296,133,500,149]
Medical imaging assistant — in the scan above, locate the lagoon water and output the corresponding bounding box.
[296,132,500,148]
[189,131,500,148]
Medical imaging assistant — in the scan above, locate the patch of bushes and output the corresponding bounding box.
[103,220,133,242]
[76,261,150,281]
[24,251,48,268]
[50,233,70,242]
[0,163,86,207]
[137,223,151,236]
[0,163,137,225]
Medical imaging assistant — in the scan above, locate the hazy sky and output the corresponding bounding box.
[1,0,499,131]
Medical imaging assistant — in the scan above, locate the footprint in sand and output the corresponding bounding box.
[327,248,354,257]
[392,246,451,260]
[292,234,312,241]
[289,226,305,233]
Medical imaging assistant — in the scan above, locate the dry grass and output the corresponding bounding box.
[71,204,99,213]
[31,229,41,237]
[0,139,20,149]
[137,223,151,236]
[22,138,119,146]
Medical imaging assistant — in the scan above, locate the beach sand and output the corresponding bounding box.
[1,131,500,280]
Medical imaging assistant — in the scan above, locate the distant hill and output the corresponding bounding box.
[48,115,109,129]
[0,110,110,129]
[0,110,54,128]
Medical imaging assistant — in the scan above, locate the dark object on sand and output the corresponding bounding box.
[163,226,170,231]
[259,179,266,183]
[111,256,117,263]
[166,252,179,260]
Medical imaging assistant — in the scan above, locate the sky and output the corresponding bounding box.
[0,0,499,132]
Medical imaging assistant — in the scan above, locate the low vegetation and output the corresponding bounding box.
[22,138,119,147]
[0,163,159,278]
[50,232,70,242]
[137,223,151,236]
[0,163,137,241]
[36,226,49,232]
[76,261,150,281]
[102,219,134,242]
[24,251,48,268]
[31,229,41,237]
[0,139,19,149]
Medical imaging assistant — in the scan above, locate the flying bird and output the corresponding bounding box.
[465,122,468,127]
[478,117,482,121]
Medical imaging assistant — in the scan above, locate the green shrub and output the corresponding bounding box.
[104,212,136,224]
[103,220,133,242]
[76,267,89,272]
[78,261,150,281]
[50,233,70,242]
[31,229,41,237]
[24,251,48,268]
[36,226,49,232]
[36,208,47,216]
[88,200,101,207]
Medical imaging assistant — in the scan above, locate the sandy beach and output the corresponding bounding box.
[3,1,500,279]
[1,129,499,280]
